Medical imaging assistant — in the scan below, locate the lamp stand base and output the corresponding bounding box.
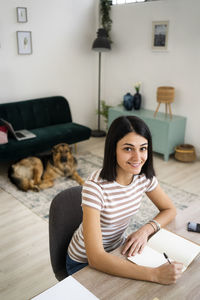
[91,129,106,137]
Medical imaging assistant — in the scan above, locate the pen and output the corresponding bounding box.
[163,252,171,264]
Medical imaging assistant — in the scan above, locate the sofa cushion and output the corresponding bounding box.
[0,96,72,130]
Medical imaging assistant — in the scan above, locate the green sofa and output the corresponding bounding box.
[0,96,91,161]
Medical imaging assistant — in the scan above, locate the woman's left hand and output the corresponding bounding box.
[121,226,150,257]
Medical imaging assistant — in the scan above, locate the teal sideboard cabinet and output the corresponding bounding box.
[108,106,187,161]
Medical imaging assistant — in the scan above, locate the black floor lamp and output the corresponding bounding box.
[91,28,111,137]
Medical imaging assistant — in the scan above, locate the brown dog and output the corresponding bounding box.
[8,143,84,191]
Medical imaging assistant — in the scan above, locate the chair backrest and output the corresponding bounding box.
[49,186,82,281]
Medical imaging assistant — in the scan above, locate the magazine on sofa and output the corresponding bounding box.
[0,118,36,141]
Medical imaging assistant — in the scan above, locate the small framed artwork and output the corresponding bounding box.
[17,31,32,55]
[16,7,28,23]
[152,21,169,50]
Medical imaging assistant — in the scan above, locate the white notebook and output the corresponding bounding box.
[128,228,200,272]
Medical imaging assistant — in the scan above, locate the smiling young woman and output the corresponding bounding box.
[66,116,183,285]
[115,131,148,185]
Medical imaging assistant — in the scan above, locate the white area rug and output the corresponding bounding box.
[0,153,199,233]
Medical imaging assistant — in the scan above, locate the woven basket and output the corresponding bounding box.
[175,144,196,162]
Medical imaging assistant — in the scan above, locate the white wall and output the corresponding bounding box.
[0,0,98,128]
[104,0,200,156]
[0,0,200,157]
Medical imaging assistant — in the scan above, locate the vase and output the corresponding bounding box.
[123,93,133,110]
[133,92,142,110]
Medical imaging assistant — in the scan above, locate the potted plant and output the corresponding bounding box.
[134,82,141,93]
[99,0,112,41]
[97,100,112,130]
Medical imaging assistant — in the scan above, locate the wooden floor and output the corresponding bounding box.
[0,137,200,300]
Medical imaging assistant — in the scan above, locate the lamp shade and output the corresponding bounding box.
[92,28,111,52]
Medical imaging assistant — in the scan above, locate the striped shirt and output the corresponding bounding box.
[68,169,158,263]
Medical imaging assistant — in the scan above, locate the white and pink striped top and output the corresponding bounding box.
[67,169,158,263]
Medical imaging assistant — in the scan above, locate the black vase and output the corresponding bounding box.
[133,92,142,110]
[123,93,133,111]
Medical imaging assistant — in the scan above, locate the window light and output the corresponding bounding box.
[112,0,146,4]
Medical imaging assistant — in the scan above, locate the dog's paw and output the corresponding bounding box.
[33,185,40,192]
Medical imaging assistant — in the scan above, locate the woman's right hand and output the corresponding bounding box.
[154,262,183,285]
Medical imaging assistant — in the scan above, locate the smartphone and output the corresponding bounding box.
[187,222,200,233]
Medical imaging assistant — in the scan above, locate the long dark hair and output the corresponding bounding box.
[100,116,155,181]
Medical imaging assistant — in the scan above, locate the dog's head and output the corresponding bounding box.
[52,143,75,167]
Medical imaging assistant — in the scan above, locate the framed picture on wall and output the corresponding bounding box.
[16,7,28,23]
[152,21,169,50]
[17,31,32,55]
